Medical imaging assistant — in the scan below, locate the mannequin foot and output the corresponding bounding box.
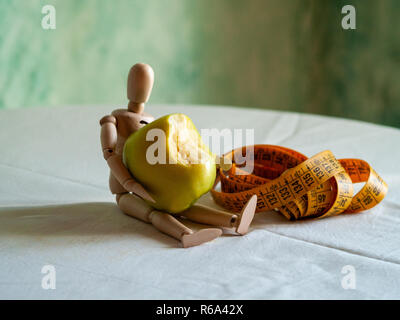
[236,195,257,235]
[181,228,222,248]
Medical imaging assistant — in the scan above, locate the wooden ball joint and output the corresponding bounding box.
[100,63,257,247]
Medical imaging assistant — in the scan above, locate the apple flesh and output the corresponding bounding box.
[123,113,216,213]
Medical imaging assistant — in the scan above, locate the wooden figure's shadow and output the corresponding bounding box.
[0,202,181,248]
[0,202,297,248]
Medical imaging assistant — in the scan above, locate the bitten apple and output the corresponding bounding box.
[123,113,216,213]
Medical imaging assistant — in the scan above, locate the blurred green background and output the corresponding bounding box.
[0,0,399,127]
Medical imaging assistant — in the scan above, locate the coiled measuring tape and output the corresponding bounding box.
[211,145,388,220]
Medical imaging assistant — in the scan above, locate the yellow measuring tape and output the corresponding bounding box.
[211,145,388,220]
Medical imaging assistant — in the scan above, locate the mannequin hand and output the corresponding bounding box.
[123,179,155,203]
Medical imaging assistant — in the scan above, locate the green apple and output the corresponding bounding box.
[123,113,216,213]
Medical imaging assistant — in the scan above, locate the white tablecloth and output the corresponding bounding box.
[0,104,399,299]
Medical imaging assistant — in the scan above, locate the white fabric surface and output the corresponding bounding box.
[0,104,399,299]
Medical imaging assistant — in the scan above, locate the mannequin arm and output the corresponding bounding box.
[100,115,155,202]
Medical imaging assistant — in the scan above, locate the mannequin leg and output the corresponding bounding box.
[116,193,222,248]
[180,195,257,235]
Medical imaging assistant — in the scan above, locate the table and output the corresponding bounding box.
[0,104,399,299]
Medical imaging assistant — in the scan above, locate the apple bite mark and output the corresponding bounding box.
[168,114,211,166]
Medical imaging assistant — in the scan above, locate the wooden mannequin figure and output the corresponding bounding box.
[100,63,257,248]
